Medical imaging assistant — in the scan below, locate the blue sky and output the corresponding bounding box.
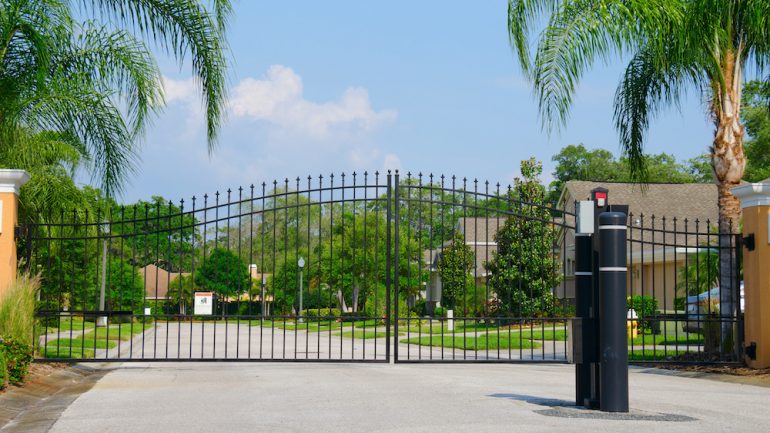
[113,0,715,203]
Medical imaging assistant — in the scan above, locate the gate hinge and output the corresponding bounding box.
[746,342,757,360]
[743,233,755,251]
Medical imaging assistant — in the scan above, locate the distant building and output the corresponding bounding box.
[558,181,719,311]
[423,217,502,311]
[140,264,189,301]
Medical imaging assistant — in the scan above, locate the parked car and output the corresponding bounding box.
[682,282,744,334]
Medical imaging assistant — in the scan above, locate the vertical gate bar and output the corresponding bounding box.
[306,176,312,361]
[374,172,381,360]
[249,184,255,360]
[393,171,400,362]
[294,178,300,361]
[237,187,244,360]
[735,233,743,361]
[316,176,322,360]
[327,175,334,360]
[362,172,368,360]
[340,173,346,360]
[385,171,392,362]
[189,196,197,360]
[405,172,411,361]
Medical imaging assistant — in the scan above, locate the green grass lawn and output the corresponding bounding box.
[629,333,704,346]
[627,349,690,361]
[45,336,118,358]
[42,346,95,359]
[92,323,152,341]
[402,333,541,350]
[335,330,387,339]
[37,316,95,334]
[41,321,150,359]
[255,320,343,332]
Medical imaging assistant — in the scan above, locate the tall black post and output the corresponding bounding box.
[574,232,593,406]
[598,211,629,413]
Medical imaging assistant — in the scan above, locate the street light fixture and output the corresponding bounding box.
[298,257,305,323]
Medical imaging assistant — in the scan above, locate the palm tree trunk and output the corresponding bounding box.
[710,54,745,356]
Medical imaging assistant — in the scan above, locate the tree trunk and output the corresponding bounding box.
[710,50,745,357]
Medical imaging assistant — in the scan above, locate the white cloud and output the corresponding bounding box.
[229,65,397,138]
[382,153,402,172]
[162,77,197,103]
[161,76,202,139]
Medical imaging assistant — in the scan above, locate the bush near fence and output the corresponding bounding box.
[627,295,659,333]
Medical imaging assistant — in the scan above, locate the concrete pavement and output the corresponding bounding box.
[29,362,770,433]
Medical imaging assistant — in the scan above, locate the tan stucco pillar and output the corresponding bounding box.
[732,182,770,368]
[0,169,31,297]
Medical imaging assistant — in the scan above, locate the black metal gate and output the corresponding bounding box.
[28,171,578,363]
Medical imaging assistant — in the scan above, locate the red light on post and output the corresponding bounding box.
[591,187,609,208]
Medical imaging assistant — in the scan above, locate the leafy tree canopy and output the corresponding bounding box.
[195,248,250,298]
[547,144,706,202]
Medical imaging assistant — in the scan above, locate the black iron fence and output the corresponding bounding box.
[25,172,741,364]
[26,171,578,362]
[625,214,743,364]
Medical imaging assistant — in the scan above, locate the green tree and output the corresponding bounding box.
[0,3,159,198]
[109,196,201,272]
[437,233,474,310]
[485,159,561,317]
[509,0,769,339]
[167,274,197,315]
[0,0,230,199]
[547,144,701,201]
[742,80,770,182]
[195,248,249,299]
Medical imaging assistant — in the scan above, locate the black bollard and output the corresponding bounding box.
[598,212,629,413]
[574,232,593,406]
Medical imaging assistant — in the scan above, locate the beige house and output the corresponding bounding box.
[558,181,719,311]
[423,217,501,309]
[140,264,189,301]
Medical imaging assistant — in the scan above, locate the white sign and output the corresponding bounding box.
[194,292,214,315]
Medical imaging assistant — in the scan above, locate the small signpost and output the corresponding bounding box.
[194,292,214,316]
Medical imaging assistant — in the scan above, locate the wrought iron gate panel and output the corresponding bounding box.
[29,172,393,362]
[392,172,576,363]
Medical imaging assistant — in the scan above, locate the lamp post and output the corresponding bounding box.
[298,257,305,323]
[97,220,110,327]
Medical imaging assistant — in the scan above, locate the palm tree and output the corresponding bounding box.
[508,0,769,351]
[1,0,163,198]
[1,0,231,197]
[75,0,232,151]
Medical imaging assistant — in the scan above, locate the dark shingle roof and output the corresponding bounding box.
[563,181,719,225]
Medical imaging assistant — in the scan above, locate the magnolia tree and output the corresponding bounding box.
[485,159,561,318]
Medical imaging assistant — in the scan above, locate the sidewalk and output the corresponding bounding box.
[28,362,770,433]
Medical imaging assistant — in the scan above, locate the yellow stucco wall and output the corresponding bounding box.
[0,191,18,296]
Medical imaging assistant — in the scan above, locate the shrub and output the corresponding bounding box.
[627,295,659,332]
[0,338,33,386]
[0,273,40,343]
[0,349,7,390]
[433,307,447,317]
[301,308,341,321]
[674,297,686,311]
[412,299,427,316]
